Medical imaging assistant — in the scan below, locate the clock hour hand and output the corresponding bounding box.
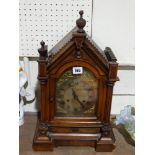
[72,89,86,110]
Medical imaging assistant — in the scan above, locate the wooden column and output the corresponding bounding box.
[33,41,54,151]
[104,81,114,123]
[96,48,118,152]
[103,47,118,136]
[38,41,48,121]
[104,47,118,123]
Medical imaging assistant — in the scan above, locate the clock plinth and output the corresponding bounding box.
[33,121,115,152]
[33,11,118,152]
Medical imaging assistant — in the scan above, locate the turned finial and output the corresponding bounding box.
[76,10,86,33]
[79,10,84,17]
[38,40,47,59]
[40,40,45,48]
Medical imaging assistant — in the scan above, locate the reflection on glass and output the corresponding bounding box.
[55,68,98,117]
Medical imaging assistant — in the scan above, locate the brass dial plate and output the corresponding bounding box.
[55,68,98,117]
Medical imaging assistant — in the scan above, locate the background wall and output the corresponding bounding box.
[92,0,135,65]
[20,0,135,114]
[92,0,135,114]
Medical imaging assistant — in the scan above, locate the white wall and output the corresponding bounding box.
[20,0,135,114]
[112,70,135,114]
[92,0,135,65]
[91,0,135,114]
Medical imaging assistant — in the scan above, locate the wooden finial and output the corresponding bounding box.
[38,40,47,59]
[76,10,86,33]
[79,10,84,17]
[40,40,45,48]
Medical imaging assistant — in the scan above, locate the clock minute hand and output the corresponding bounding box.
[72,89,85,110]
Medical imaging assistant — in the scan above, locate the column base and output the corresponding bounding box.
[32,120,54,151]
[95,126,116,152]
[95,137,115,152]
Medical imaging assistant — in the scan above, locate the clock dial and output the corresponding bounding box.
[55,68,98,117]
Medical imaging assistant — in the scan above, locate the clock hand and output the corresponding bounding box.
[72,89,86,110]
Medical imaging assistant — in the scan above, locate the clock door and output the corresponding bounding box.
[55,67,98,117]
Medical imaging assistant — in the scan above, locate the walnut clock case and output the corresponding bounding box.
[33,11,118,152]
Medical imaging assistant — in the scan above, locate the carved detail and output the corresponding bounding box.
[104,47,117,62]
[101,123,111,137]
[37,123,49,139]
[106,80,114,87]
[38,76,48,85]
[73,34,86,58]
[38,40,48,60]
[37,122,52,141]
[76,10,86,33]
[39,122,49,129]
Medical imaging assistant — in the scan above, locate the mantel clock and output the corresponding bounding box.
[33,10,118,152]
